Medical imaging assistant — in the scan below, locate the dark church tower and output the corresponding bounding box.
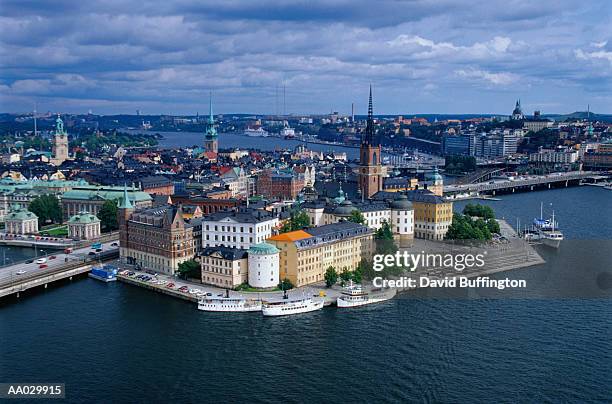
[358,85,383,198]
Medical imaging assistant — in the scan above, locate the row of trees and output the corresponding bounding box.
[462,203,495,220]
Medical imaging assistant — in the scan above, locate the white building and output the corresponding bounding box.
[302,191,414,247]
[67,212,101,240]
[529,148,578,164]
[202,209,279,250]
[247,242,280,289]
[220,167,250,198]
[5,207,38,235]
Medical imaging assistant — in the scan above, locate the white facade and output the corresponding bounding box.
[248,250,279,289]
[529,149,578,164]
[391,208,414,237]
[202,216,279,250]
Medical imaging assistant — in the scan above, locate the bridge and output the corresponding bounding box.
[455,168,507,184]
[444,171,606,197]
[0,241,119,299]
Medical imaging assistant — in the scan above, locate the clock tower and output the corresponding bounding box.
[358,86,383,198]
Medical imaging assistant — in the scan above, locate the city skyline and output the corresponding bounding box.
[0,0,611,115]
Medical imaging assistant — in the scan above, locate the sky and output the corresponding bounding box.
[0,0,610,116]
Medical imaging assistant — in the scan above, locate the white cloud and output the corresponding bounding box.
[455,68,519,85]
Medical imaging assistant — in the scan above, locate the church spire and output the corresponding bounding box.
[208,91,214,124]
[205,92,217,139]
[118,183,133,209]
[364,85,375,144]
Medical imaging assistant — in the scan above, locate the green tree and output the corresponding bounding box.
[97,199,118,232]
[340,267,352,283]
[28,194,62,225]
[347,209,366,224]
[375,220,397,255]
[280,209,311,233]
[324,266,338,287]
[278,278,294,291]
[177,260,200,280]
[352,265,363,284]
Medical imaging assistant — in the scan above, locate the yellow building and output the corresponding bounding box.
[408,190,453,240]
[267,222,373,287]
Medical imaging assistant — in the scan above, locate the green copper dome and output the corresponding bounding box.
[248,242,280,255]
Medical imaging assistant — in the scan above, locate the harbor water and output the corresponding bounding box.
[1,187,610,402]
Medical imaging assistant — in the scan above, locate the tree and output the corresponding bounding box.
[463,203,495,220]
[352,265,363,284]
[375,220,397,255]
[97,200,118,232]
[177,260,200,280]
[347,209,366,224]
[340,267,352,283]
[28,194,62,225]
[278,278,294,291]
[280,209,311,233]
[324,266,338,287]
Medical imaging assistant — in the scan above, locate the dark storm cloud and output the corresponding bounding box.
[0,0,610,114]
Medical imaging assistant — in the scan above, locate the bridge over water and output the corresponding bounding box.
[444,171,606,197]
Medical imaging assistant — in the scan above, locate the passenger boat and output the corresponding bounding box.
[244,127,269,137]
[261,296,324,316]
[336,282,396,308]
[197,297,262,312]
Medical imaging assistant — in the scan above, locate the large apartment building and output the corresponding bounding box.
[267,222,373,287]
[118,189,195,274]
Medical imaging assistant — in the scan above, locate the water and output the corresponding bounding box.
[143,130,362,160]
[1,187,611,402]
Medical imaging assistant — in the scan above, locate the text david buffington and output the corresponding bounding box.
[371,251,527,290]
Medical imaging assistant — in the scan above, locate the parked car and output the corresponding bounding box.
[145,270,155,275]
[39,264,48,269]
[166,283,175,288]
[88,251,96,256]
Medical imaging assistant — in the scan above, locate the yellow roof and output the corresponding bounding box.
[268,230,312,242]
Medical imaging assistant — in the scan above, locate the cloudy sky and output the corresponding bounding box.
[0,0,610,115]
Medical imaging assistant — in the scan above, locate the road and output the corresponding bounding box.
[0,241,119,286]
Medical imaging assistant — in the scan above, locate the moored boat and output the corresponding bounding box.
[197,297,262,312]
[337,282,396,308]
[88,265,117,282]
[261,296,324,316]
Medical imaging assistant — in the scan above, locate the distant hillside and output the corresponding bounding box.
[542,111,612,123]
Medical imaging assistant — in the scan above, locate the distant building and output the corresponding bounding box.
[524,119,553,133]
[583,142,612,169]
[529,148,578,164]
[474,133,518,158]
[139,176,174,195]
[256,169,305,201]
[511,100,524,121]
[267,222,374,287]
[203,95,218,154]
[50,115,69,166]
[219,167,249,198]
[67,212,101,240]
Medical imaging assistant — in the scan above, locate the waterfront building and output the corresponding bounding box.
[118,188,195,274]
[50,115,69,166]
[267,222,373,287]
[583,142,612,169]
[4,206,38,234]
[61,185,152,220]
[442,133,476,156]
[203,95,218,154]
[358,86,383,198]
[67,212,101,240]
[408,190,453,241]
[247,242,280,289]
[529,148,579,164]
[200,246,248,288]
[201,208,279,250]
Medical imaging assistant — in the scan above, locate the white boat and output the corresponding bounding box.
[541,230,563,248]
[337,283,396,308]
[261,296,324,316]
[197,297,262,312]
[281,122,295,138]
[244,127,269,137]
